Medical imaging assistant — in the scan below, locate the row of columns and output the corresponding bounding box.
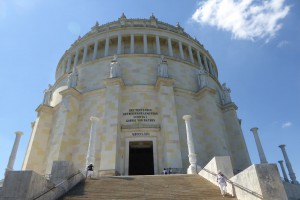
[250,127,299,184]
[61,34,216,77]
[180,118,299,184]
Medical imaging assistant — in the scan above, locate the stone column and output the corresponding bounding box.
[179,41,184,59]
[208,61,215,77]
[86,117,99,167]
[92,41,98,60]
[66,55,72,73]
[105,37,110,57]
[188,46,194,64]
[203,56,209,72]
[196,50,202,67]
[130,34,134,54]
[117,34,122,54]
[6,131,24,172]
[278,160,289,182]
[250,127,268,164]
[143,34,148,54]
[156,35,161,54]
[73,49,79,67]
[279,145,299,184]
[168,37,173,57]
[182,115,197,174]
[82,45,88,64]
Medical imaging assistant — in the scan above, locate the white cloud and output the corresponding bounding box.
[282,122,292,128]
[277,40,289,48]
[192,0,290,41]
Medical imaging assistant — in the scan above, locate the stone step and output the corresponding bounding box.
[59,174,236,200]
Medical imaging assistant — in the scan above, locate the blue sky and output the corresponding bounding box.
[0,0,299,181]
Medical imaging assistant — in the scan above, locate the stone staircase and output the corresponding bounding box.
[59,174,237,200]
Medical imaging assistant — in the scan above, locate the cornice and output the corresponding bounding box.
[35,104,54,114]
[221,102,238,112]
[104,78,125,89]
[195,87,217,99]
[155,77,175,91]
[59,88,81,99]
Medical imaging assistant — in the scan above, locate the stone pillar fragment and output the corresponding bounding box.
[250,127,268,164]
[278,160,289,182]
[86,117,99,167]
[279,144,299,184]
[182,115,197,174]
[6,131,24,172]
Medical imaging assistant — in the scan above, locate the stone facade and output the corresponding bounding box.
[22,15,251,176]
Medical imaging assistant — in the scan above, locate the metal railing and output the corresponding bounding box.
[32,170,83,200]
[201,168,263,199]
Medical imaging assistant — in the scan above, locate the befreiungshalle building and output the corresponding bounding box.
[22,13,251,177]
[1,14,297,200]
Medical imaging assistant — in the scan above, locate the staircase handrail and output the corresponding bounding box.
[201,168,263,199]
[31,170,84,200]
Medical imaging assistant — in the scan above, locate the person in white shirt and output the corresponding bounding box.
[216,170,227,197]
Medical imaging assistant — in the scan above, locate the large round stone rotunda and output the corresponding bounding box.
[22,14,251,176]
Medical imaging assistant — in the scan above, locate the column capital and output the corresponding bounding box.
[90,116,100,122]
[250,127,258,133]
[279,144,286,149]
[183,115,192,121]
[15,131,24,137]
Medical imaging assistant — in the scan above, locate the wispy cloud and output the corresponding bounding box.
[192,0,290,42]
[277,40,289,48]
[282,122,292,128]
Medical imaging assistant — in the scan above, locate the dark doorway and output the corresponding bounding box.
[129,141,154,175]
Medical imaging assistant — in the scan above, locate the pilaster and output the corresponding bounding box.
[44,88,81,174]
[156,77,182,169]
[99,78,124,175]
[194,87,232,167]
[22,104,54,175]
[222,103,251,171]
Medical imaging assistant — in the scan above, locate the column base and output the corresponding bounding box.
[187,165,201,174]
